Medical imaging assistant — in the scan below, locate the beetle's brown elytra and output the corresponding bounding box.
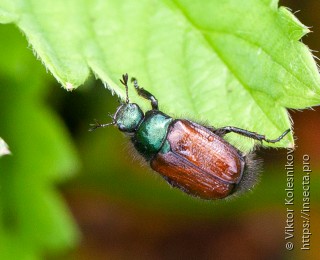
[151,120,245,199]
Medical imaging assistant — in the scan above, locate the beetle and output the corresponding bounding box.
[90,74,290,200]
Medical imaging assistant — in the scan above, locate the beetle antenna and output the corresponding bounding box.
[107,112,114,119]
[120,73,129,104]
[89,119,115,131]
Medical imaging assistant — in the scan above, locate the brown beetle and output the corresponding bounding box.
[91,74,290,199]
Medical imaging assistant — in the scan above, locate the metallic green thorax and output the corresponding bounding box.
[114,103,172,160]
[133,111,173,159]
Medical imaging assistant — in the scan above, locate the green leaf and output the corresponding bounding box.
[0,26,79,259]
[1,0,319,150]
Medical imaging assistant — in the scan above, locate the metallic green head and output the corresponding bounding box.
[114,103,144,132]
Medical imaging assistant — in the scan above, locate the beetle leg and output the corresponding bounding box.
[131,77,159,110]
[213,126,290,143]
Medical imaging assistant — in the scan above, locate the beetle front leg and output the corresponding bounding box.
[213,126,290,143]
[131,77,159,110]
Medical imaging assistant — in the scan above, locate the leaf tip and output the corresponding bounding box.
[0,138,11,157]
[64,82,76,91]
[278,7,310,41]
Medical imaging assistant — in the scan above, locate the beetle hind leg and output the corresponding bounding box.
[131,77,159,110]
[213,126,290,144]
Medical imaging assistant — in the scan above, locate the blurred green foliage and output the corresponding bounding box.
[0,26,79,259]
